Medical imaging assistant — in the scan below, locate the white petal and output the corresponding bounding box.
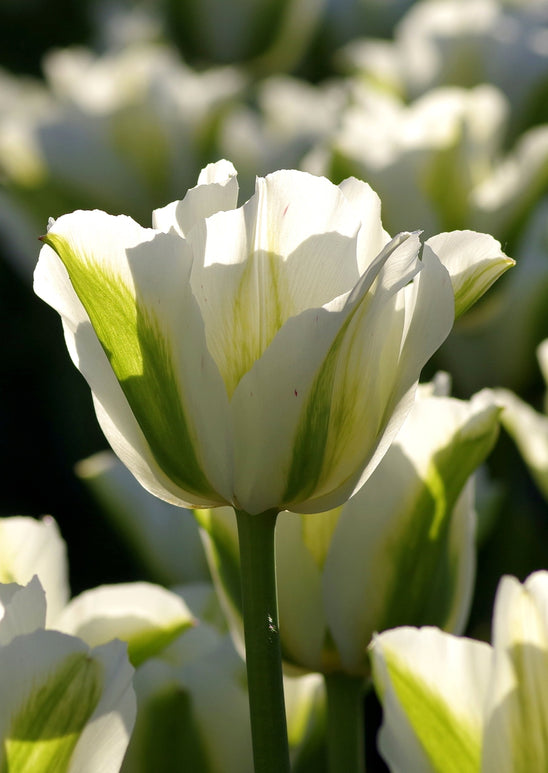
[0,630,135,773]
[34,210,232,508]
[371,627,491,773]
[322,390,497,672]
[426,230,514,318]
[494,388,548,502]
[275,512,328,671]
[76,451,209,585]
[338,176,391,273]
[56,582,195,666]
[152,160,238,236]
[0,516,69,625]
[483,572,548,772]
[188,168,361,399]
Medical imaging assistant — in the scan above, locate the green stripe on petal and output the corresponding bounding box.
[3,653,102,773]
[127,620,193,668]
[380,647,481,773]
[44,232,215,500]
[283,336,341,503]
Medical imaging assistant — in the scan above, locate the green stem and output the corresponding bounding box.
[324,672,366,773]
[235,508,290,773]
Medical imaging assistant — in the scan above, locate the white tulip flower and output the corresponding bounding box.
[0,575,136,773]
[370,570,548,772]
[34,160,512,516]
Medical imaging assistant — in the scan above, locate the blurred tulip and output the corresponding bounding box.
[370,570,548,772]
[493,338,548,500]
[0,515,69,624]
[0,575,136,773]
[0,44,244,278]
[120,582,326,773]
[76,450,210,586]
[342,0,548,134]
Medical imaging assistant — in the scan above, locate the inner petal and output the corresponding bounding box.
[189,170,361,398]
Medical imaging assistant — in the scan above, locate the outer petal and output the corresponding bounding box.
[370,627,491,773]
[34,210,232,508]
[0,516,69,625]
[76,451,209,585]
[337,176,391,273]
[152,159,238,236]
[483,572,548,773]
[0,630,135,773]
[321,389,499,673]
[425,230,514,319]
[290,239,455,514]
[56,582,195,667]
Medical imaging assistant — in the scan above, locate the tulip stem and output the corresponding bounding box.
[324,672,366,773]
[235,508,290,773]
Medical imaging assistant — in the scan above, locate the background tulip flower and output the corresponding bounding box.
[0,515,69,623]
[0,575,136,773]
[76,450,210,586]
[370,570,548,773]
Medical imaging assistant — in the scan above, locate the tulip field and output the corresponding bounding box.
[1,1,548,771]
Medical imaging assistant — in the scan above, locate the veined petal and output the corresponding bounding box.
[0,630,135,773]
[338,176,391,273]
[483,572,548,773]
[371,627,491,773]
[283,232,435,512]
[56,582,195,667]
[0,516,69,625]
[188,169,361,399]
[426,231,514,319]
[34,210,232,508]
[229,231,419,513]
[152,159,238,236]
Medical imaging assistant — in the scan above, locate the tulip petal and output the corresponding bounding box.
[322,390,498,672]
[493,388,548,502]
[76,451,210,585]
[188,169,361,399]
[152,159,238,236]
[483,572,548,773]
[371,627,491,773]
[0,630,135,773]
[56,582,195,667]
[285,235,455,513]
[0,516,69,625]
[275,512,329,671]
[35,210,232,508]
[337,176,391,273]
[225,230,425,513]
[426,230,514,318]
